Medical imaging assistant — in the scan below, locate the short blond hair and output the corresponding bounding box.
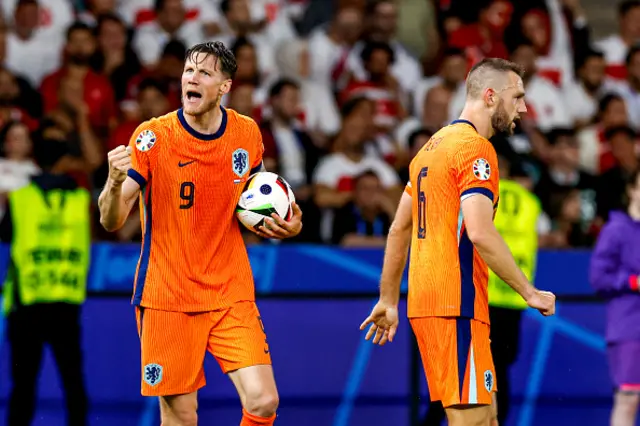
[465,58,524,100]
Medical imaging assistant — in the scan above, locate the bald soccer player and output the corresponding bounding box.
[360,58,556,426]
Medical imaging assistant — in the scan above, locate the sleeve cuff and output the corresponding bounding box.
[127,169,147,188]
[461,187,494,202]
[249,162,263,175]
[630,275,639,291]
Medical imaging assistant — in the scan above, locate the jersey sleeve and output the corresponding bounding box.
[404,181,412,196]
[453,138,499,203]
[126,120,163,188]
[249,121,264,175]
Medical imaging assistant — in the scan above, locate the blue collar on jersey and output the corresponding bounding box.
[450,119,477,132]
[177,106,228,141]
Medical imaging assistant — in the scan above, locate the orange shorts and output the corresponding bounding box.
[136,301,272,396]
[410,317,496,408]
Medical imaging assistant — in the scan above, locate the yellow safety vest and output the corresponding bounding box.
[3,183,90,315]
[488,179,540,310]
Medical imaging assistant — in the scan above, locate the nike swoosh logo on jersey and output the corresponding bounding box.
[178,160,196,167]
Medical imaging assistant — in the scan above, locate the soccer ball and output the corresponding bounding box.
[236,172,296,232]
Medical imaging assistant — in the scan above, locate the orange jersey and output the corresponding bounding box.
[405,120,499,323]
[127,107,264,312]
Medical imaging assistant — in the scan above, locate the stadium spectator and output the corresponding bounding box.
[546,187,594,247]
[564,49,615,129]
[0,121,39,219]
[2,0,73,46]
[507,40,572,132]
[217,0,277,79]
[578,93,630,175]
[395,0,439,63]
[0,68,39,131]
[413,48,466,120]
[398,127,432,183]
[447,0,512,65]
[590,168,640,426]
[38,77,104,190]
[597,126,639,221]
[260,79,319,196]
[274,38,341,143]
[260,78,322,242]
[313,96,400,241]
[118,0,221,35]
[332,170,394,246]
[1,135,91,426]
[246,0,299,48]
[77,0,120,27]
[306,5,363,90]
[535,128,597,222]
[517,0,575,89]
[226,36,271,111]
[125,39,185,111]
[41,22,117,141]
[347,0,422,94]
[91,13,143,105]
[341,40,406,133]
[594,0,640,80]
[421,85,452,132]
[108,78,170,153]
[132,0,204,68]
[226,81,256,117]
[610,45,640,129]
[4,0,62,87]
[231,36,260,86]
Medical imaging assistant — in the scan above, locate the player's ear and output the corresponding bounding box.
[220,79,232,96]
[483,88,496,108]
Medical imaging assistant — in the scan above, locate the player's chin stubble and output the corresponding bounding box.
[491,100,514,136]
[184,98,219,117]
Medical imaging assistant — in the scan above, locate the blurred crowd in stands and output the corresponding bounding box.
[0,0,638,248]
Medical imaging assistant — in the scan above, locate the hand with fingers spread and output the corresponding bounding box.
[107,145,132,185]
[360,301,399,346]
[255,202,303,239]
[526,289,556,316]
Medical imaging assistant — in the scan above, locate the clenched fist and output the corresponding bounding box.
[108,145,132,184]
[527,290,556,316]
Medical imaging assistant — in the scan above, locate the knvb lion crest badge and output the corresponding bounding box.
[484,370,494,392]
[232,148,249,177]
[144,363,163,386]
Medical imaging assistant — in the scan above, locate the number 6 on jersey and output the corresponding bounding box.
[417,167,428,239]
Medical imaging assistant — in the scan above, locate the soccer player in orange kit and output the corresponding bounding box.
[98,41,302,426]
[360,58,556,426]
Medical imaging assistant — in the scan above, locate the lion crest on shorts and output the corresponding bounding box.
[484,370,494,392]
[144,363,163,386]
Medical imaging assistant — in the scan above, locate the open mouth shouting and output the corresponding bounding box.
[184,90,203,106]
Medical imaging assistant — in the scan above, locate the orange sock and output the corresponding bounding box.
[240,408,276,426]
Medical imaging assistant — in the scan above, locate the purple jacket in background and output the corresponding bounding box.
[590,211,640,343]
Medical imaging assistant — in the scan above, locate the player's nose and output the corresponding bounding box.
[518,100,527,113]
